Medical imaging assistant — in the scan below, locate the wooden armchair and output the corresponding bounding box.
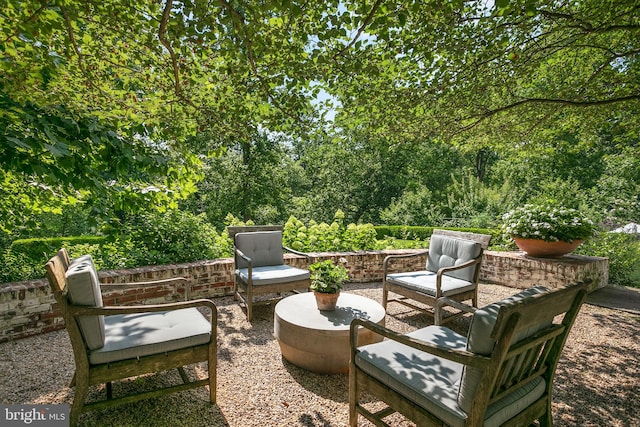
[228,225,311,321]
[45,249,217,426]
[383,229,492,325]
[350,281,588,427]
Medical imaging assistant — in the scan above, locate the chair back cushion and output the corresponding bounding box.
[426,235,482,282]
[457,286,550,412]
[235,231,285,268]
[66,255,106,350]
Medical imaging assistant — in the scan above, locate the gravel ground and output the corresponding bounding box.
[1,282,638,427]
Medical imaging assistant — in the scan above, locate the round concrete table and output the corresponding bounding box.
[274,292,386,374]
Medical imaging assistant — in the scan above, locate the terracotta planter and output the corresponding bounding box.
[313,291,340,311]
[513,237,583,258]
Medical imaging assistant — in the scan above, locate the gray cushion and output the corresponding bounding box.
[237,265,310,286]
[484,378,546,427]
[89,307,211,365]
[356,325,546,427]
[386,270,476,297]
[426,235,482,282]
[235,231,285,268]
[458,286,550,413]
[66,255,105,350]
[355,326,467,426]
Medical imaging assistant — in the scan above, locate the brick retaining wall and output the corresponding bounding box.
[0,250,608,343]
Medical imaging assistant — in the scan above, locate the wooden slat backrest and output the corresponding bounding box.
[432,229,492,249]
[490,284,586,340]
[45,249,70,305]
[478,283,588,418]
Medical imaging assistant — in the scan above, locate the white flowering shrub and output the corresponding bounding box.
[502,204,596,243]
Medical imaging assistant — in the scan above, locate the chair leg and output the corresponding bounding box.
[70,377,89,427]
[382,282,388,309]
[245,286,253,321]
[349,366,359,427]
[539,400,554,426]
[208,351,217,404]
[434,305,442,326]
[246,300,253,322]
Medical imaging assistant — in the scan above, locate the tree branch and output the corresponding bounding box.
[217,0,300,121]
[158,0,181,95]
[3,3,47,43]
[334,0,384,59]
[539,9,640,33]
[472,95,640,120]
[60,6,88,76]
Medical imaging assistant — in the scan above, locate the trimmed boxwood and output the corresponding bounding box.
[374,226,501,242]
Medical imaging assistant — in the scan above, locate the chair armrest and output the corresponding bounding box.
[436,257,480,276]
[283,246,312,261]
[100,277,191,301]
[383,251,429,275]
[234,248,252,265]
[434,257,480,295]
[350,318,486,368]
[68,298,217,319]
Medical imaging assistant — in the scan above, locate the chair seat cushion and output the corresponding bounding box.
[355,326,468,426]
[355,325,547,427]
[88,308,211,365]
[386,270,475,297]
[237,265,310,286]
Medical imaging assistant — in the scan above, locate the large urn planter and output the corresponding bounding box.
[513,237,583,258]
[313,291,340,311]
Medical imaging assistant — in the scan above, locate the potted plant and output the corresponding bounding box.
[309,259,349,310]
[501,203,596,258]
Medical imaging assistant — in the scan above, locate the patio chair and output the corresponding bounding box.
[45,249,217,426]
[383,229,492,325]
[350,281,588,427]
[228,225,311,321]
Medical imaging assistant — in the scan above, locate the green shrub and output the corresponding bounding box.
[283,211,377,252]
[0,249,44,283]
[374,226,502,245]
[576,232,640,288]
[117,210,227,266]
[375,237,430,250]
[342,223,378,251]
[0,211,230,283]
[10,235,106,261]
[1,236,108,282]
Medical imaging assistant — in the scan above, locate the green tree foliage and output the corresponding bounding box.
[182,130,298,226]
[591,149,640,224]
[1,0,639,286]
[576,232,640,288]
[380,185,444,226]
[444,174,518,228]
[327,1,639,143]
